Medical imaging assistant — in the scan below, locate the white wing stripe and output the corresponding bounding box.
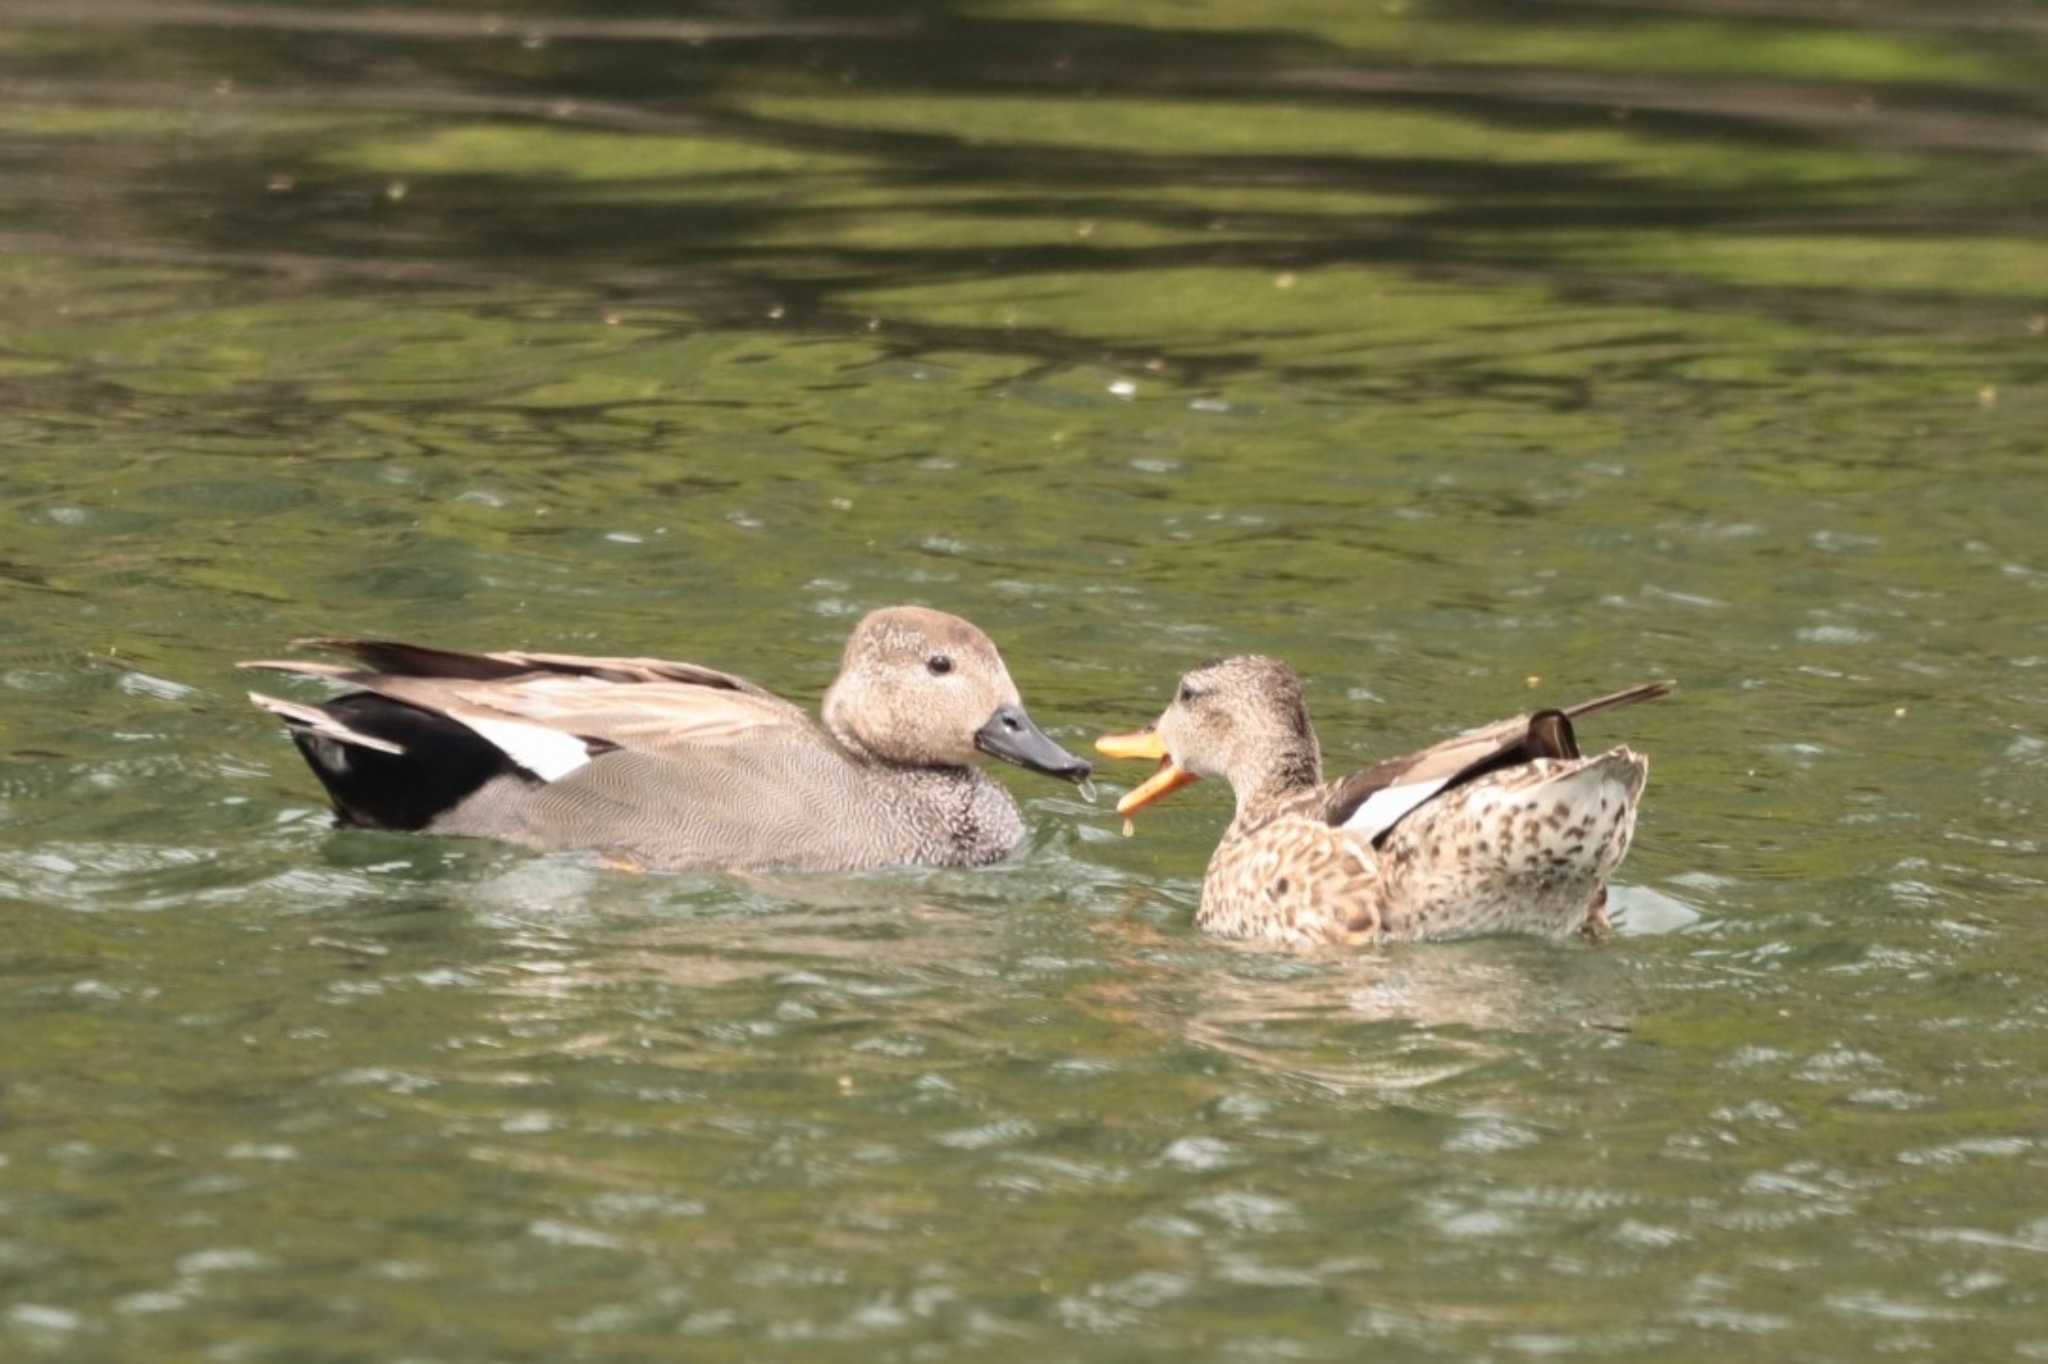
[1340,776,1453,841]
[459,716,593,782]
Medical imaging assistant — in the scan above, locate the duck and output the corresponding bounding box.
[1096,656,1671,947]
[242,606,1091,872]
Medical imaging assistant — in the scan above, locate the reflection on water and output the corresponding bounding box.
[5,0,2048,1358]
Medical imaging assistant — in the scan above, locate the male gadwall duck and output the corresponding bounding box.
[1097,657,1670,947]
[243,606,1090,871]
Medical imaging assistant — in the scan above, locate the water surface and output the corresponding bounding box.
[5,1,2048,1358]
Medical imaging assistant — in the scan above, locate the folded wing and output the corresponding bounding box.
[240,638,813,781]
[1325,680,1673,844]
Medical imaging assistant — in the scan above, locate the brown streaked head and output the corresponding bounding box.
[1095,655,1321,819]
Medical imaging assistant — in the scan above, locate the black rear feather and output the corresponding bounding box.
[289,693,533,830]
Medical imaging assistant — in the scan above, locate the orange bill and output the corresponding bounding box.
[1094,728,1166,762]
[1095,728,1201,816]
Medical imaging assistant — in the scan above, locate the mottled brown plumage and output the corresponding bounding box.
[1098,658,1670,948]
[243,606,1090,872]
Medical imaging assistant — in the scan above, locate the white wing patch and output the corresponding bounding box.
[458,715,595,782]
[1340,776,1454,841]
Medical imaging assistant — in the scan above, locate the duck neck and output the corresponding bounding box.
[890,764,1025,866]
[1230,740,1323,822]
[820,682,870,760]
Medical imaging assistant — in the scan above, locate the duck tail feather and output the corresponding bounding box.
[237,659,358,679]
[1562,680,1675,721]
[290,639,533,681]
[246,691,406,754]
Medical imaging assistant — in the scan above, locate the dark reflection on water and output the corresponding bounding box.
[6,0,2046,375]
[6,0,2048,1359]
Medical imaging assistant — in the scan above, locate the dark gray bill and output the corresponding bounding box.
[974,703,1091,781]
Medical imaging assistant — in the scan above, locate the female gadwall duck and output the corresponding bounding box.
[243,606,1090,871]
[1097,657,1670,947]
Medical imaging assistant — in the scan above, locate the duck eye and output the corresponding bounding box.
[1178,683,1199,703]
[926,654,953,676]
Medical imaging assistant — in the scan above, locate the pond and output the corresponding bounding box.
[4,1,2047,1357]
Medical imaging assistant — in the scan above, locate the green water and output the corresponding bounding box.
[5,1,2048,1357]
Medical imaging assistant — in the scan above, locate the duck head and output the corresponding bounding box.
[1096,655,1322,818]
[823,606,1090,781]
